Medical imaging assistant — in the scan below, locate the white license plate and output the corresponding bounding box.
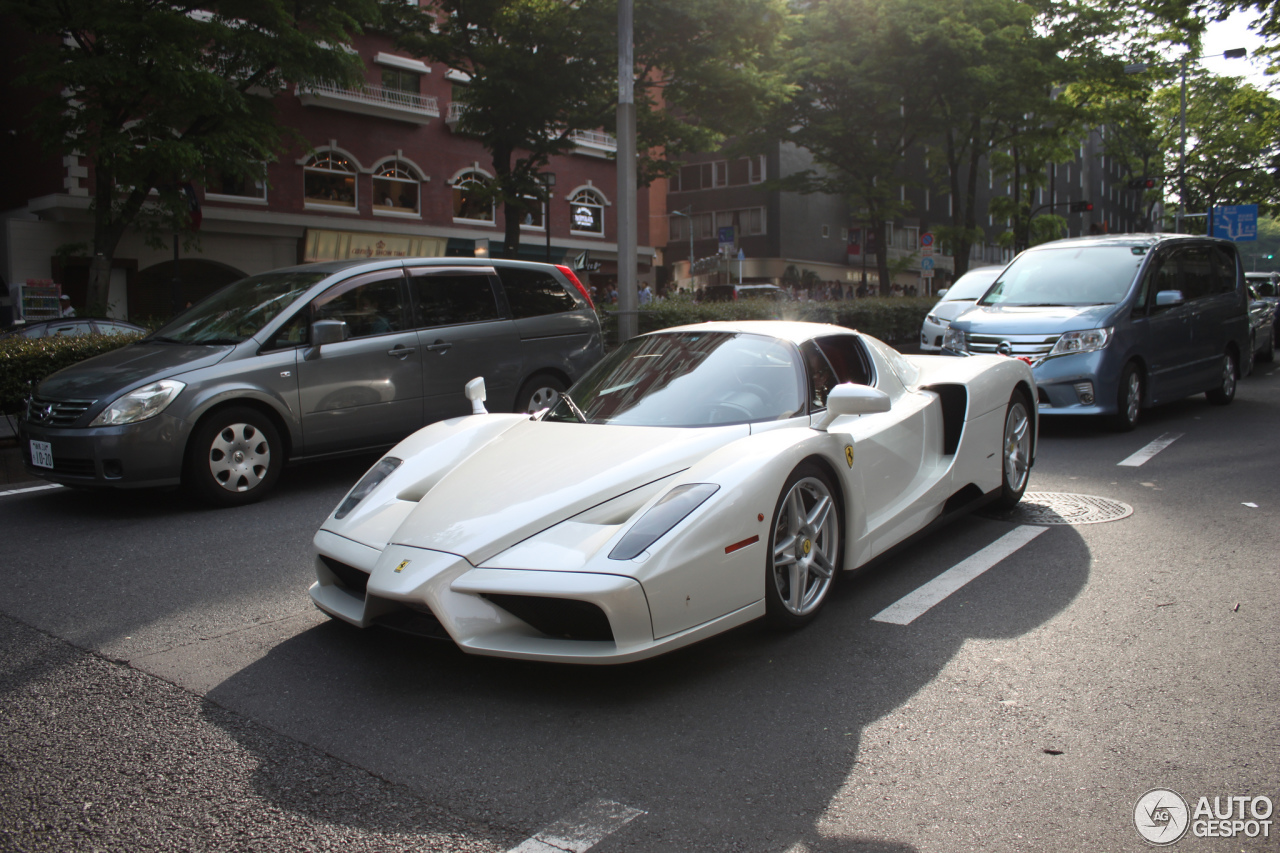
[30,440,53,469]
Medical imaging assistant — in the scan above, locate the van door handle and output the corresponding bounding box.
[425,341,452,354]
[387,345,415,359]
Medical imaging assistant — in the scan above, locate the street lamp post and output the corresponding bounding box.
[541,172,556,262]
[669,207,695,288]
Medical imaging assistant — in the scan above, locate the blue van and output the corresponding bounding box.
[942,234,1250,430]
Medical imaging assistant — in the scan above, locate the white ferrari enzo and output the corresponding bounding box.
[310,321,1035,663]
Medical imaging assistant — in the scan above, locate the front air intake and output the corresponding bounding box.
[482,595,614,642]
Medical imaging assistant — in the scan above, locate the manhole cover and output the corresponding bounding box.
[995,492,1133,525]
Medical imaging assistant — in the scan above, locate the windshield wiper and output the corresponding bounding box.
[194,338,243,345]
[146,336,187,344]
[561,393,588,423]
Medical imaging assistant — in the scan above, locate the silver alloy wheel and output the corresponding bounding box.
[524,385,561,412]
[1004,399,1032,495]
[1220,353,1237,398]
[771,476,839,617]
[208,422,271,493]
[1123,370,1141,426]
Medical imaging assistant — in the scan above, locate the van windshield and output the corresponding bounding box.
[980,246,1144,307]
[150,271,326,344]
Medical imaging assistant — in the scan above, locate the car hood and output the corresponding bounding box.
[393,419,748,565]
[37,341,232,401]
[930,299,977,323]
[950,303,1117,335]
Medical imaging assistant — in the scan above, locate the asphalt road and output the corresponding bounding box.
[1,366,1277,852]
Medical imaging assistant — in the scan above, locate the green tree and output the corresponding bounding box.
[393,0,790,259]
[3,0,378,314]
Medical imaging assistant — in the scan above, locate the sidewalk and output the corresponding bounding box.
[0,415,40,489]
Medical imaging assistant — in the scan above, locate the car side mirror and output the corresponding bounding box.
[311,319,349,346]
[936,288,949,298]
[811,383,891,431]
[1155,290,1185,307]
[465,376,488,415]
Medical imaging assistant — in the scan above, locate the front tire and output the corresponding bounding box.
[185,406,283,507]
[764,463,842,629]
[1205,350,1238,405]
[1110,362,1142,432]
[994,389,1033,511]
[1261,328,1275,364]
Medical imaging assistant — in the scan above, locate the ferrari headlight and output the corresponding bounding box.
[925,313,949,328]
[942,328,967,352]
[334,456,402,520]
[1048,327,1112,357]
[609,483,719,561]
[90,380,185,426]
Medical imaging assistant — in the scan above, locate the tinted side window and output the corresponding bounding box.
[1178,246,1217,302]
[1147,254,1181,312]
[815,335,873,385]
[1212,246,1239,295]
[498,268,578,318]
[312,274,407,339]
[800,340,839,411]
[407,273,501,328]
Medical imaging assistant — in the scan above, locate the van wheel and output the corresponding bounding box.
[1244,333,1256,377]
[1205,351,1238,405]
[185,407,283,507]
[1110,363,1142,432]
[515,374,566,414]
[1261,329,1275,364]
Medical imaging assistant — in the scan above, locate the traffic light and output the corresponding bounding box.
[1070,200,1094,212]
[1126,177,1157,190]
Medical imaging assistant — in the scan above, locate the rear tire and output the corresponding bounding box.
[994,389,1033,511]
[1205,350,1238,405]
[185,406,283,507]
[1261,328,1275,364]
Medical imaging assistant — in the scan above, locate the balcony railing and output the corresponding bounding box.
[569,129,617,155]
[297,82,440,125]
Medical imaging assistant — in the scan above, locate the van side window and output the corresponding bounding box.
[407,273,500,328]
[1178,246,1216,302]
[312,276,406,339]
[1212,246,1240,295]
[263,311,309,349]
[498,268,579,318]
[1146,255,1181,312]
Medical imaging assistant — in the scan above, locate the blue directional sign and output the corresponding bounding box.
[1212,204,1258,242]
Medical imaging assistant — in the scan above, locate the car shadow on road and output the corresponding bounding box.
[202,518,1090,852]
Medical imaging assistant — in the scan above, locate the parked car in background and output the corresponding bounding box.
[701,284,792,302]
[1246,271,1279,341]
[918,266,1003,352]
[1246,284,1276,373]
[943,234,1250,431]
[20,258,602,506]
[2,317,146,340]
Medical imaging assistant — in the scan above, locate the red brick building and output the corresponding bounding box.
[0,25,655,321]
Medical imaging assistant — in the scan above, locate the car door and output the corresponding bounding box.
[1141,248,1199,403]
[405,266,521,420]
[295,269,423,454]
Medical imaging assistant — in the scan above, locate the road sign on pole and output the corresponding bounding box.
[1211,204,1257,241]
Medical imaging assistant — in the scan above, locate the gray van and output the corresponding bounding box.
[942,234,1250,430]
[20,258,602,505]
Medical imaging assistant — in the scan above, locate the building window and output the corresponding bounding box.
[713,207,765,236]
[521,197,546,229]
[206,165,266,202]
[304,152,356,209]
[452,170,494,222]
[373,160,420,215]
[749,155,766,183]
[569,188,605,235]
[381,67,420,96]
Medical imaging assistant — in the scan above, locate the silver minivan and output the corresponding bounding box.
[21,258,602,505]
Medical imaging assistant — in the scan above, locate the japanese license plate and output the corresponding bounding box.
[29,440,53,469]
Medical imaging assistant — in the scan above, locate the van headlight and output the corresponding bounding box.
[1048,328,1113,357]
[925,313,949,328]
[90,380,185,426]
[942,328,967,352]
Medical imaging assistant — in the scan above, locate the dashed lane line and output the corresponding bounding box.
[871,525,1048,626]
[506,799,646,853]
[0,483,62,498]
[1117,432,1183,467]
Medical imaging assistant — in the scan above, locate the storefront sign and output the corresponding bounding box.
[304,229,447,262]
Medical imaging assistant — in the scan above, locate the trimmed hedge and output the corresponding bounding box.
[0,332,147,414]
[597,295,934,348]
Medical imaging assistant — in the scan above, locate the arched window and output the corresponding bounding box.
[569,188,605,235]
[452,169,494,223]
[304,152,357,209]
[373,160,420,215]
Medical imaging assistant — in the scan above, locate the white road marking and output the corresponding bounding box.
[0,483,62,497]
[507,799,646,853]
[871,525,1048,626]
[1117,432,1183,467]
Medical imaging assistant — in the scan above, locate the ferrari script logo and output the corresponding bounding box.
[394,559,410,573]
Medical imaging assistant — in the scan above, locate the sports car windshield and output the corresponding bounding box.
[980,246,1144,307]
[545,331,806,427]
[150,271,326,344]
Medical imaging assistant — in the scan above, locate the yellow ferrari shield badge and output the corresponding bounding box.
[844,445,854,467]
[394,559,410,573]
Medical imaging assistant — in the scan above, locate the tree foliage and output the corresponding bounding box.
[3,0,379,313]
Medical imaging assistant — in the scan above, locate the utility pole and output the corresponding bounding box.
[616,0,638,342]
